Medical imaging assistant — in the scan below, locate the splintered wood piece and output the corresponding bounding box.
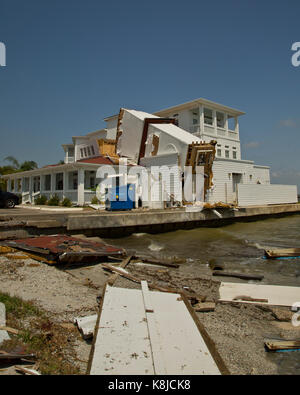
[107,256,133,286]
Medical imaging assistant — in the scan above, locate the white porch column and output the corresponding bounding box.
[212,109,217,134]
[21,178,25,203]
[29,176,33,203]
[224,113,228,133]
[78,168,85,206]
[235,117,239,135]
[51,173,56,196]
[199,105,204,136]
[63,171,68,199]
[40,175,44,195]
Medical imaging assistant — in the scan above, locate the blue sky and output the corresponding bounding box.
[0,0,300,187]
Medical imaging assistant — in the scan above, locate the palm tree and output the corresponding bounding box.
[19,161,38,171]
[4,156,38,172]
[4,156,20,169]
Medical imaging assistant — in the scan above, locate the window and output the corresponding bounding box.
[84,147,87,157]
[217,149,222,157]
[204,108,213,125]
[87,146,91,157]
[232,147,237,159]
[250,175,253,181]
[228,116,235,131]
[56,173,63,190]
[216,112,225,128]
[80,148,84,158]
[225,150,230,158]
[91,145,95,155]
[44,175,51,191]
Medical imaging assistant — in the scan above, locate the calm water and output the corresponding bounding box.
[105,214,300,374]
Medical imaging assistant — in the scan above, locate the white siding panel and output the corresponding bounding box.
[207,159,272,204]
[140,154,181,207]
[238,184,298,206]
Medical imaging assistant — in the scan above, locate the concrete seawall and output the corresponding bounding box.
[67,203,300,236]
[0,203,300,239]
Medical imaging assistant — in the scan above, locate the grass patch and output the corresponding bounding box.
[0,292,81,375]
[0,292,42,319]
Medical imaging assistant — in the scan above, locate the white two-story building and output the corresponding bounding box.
[2,97,297,207]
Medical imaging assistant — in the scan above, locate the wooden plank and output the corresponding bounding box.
[193,302,216,312]
[141,281,154,313]
[219,282,300,307]
[90,286,154,375]
[107,255,132,286]
[265,248,300,259]
[15,366,41,375]
[265,339,300,351]
[133,256,179,268]
[89,285,222,375]
[149,290,221,375]
[0,326,19,335]
[102,263,205,301]
[212,271,264,281]
[141,281,166,375]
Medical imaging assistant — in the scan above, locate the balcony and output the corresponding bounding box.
[64,156,75,164]
[188,124,239,141]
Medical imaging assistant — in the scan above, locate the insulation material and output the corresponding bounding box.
[185,141,216,199]
[97,139,119,160]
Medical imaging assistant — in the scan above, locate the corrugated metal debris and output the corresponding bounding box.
[2,235,124,265]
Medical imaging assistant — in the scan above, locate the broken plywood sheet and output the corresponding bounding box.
[90,286,154,375]
[90,285,221,375]
[219,282,300,307]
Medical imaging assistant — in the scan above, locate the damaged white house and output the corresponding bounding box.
[2,98,298,207]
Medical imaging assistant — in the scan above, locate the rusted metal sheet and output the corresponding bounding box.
[2,235,124,265]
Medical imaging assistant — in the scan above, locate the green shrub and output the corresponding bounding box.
[61,197,72,207]
[34,195,48,205]
[91,195,100,205]
[47,194,60,206]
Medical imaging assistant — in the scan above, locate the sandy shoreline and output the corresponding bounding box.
[0,248,299,375]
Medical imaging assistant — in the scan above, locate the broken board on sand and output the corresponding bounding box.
[219,282,300,307]
[264,248,300,259]
[88,282,227,375]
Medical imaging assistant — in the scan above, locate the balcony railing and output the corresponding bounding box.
[188,124,239,141]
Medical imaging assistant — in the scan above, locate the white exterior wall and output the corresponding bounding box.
[237,184,298,206]
[105,117,118,139]
[207,158,271,204]
[140,153,181,209]
[145,124,192,168]
[253,165,270,184]
[176,109,191,131]
[74,137,100,161]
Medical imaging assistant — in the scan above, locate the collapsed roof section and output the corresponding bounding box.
[116,108,205,166]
